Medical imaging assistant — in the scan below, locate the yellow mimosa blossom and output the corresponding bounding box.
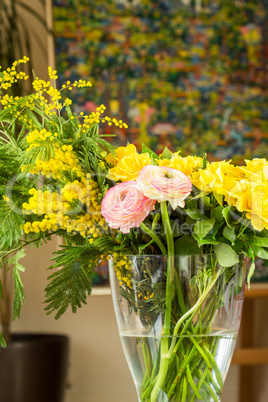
[0,57,29,90]
[22,175,107,240]
[22,131,84,179]
[113,256,132,288]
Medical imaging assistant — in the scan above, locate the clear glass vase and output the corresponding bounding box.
[109,254,246,402]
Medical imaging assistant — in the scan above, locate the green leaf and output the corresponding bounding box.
[142,144,159,160]
[45,261,94,319]
[0,200,25,249]
[0,332,6,348]
[201,153,207,169]
[251,245,268,260]
[44,245,103,319]
[194,218,215,239]
[215,243,239,267]
[185,209,206,220]
[190,191,206,201]
[192,233,219,247]
[98,138,115,155]
[11,248,26,320]
[204,196,213,209]
[248,236,268,248]
[222,206,233,228]
[185,198,197,210]
[223,226,236,246]
[210,221,224,239]
[160,146,173,160]
[211,206,224,223]
[24,109,42,129]
[174,235,201,255]
[139,241,153,251]
[169,219,183,237]
[213,192,223,206]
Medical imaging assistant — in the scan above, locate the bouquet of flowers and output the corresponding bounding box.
[1,60,268,400]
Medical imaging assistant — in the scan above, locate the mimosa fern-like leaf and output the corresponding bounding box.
[11,248,26,320]
[44,245,101,319]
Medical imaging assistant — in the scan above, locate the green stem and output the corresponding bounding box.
[174,269,187,315]
[150,202,174,402]
[190,338,212,369]
[168,267,224,358]
[141,338,152,392]
[181,376,188,402]
[202,343,224,389]
[194,368,219,401]
[186,365,202,399]
[167,341,198,398]
[160,201,174,255]
[140,222,167,255]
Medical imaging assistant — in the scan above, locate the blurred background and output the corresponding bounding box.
[1,0,268,401]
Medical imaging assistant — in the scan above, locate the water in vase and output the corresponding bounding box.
[120,329,237,402]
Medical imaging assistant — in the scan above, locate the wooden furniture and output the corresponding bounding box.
[231,283,268,402]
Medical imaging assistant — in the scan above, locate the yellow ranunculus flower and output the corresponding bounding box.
[192,161,244,195]
[221,178,268,231]
[107,153,151,182]
[241,158,268,183]
[224,180,252,212]
[106,144,137,166]
[159,155,203,177]
[245,183,268,231]
[158,158,172,168]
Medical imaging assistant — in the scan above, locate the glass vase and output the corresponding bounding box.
[109,254,246,402]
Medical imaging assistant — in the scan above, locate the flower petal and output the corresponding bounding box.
[101,181,156,233]
[137,165,192,209]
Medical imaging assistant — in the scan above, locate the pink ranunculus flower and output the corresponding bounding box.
[101,181,156,234]
[136,165,192,209]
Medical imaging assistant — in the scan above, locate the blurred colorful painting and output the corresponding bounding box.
[53,0,268,164]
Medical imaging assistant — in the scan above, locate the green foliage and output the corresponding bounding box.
[21,142,56,173]
[0,332,6,348]
[119,258,166,328]
[44,246,99,319]
[214,243,239,267]
[174,235,200,255]
[160,146,173,160]
[201,153,207,169]
[141,143,159,160]
[223,226,236,245]
[194,218,215,239]
[0,200,25,250]
[10,249,26,320]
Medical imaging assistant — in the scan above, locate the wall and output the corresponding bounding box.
[9,1,268,401]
